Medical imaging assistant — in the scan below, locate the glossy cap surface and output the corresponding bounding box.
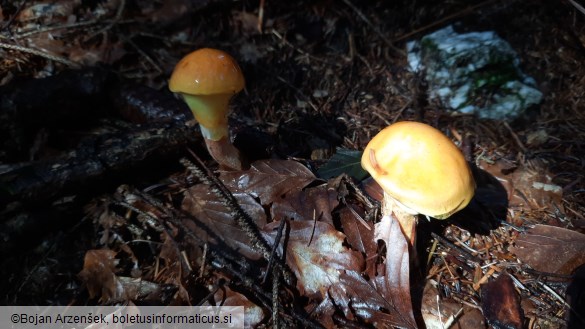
[361,121,475,219]
[169,48,245,95]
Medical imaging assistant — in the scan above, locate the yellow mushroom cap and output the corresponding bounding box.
[169,48,245,96]
[361,121,475,219]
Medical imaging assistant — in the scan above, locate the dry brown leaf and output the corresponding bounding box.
[182,184,266,260]
[220,159,316,205]
[117,277,176,303]
[68,40,127,66]
[361,176,384,203]
[78,249,121,302]
[17,2,77,25]
[338,205,377,278]
[263,220,364,298]
[25,32,66,57]
[210,286,264,328]
[478,159,563,209]
[373,214,417,329]
[270,184,338,225]
[312,296,337,329]
[509,224,585,275]
[158,232,184,276]
[481,273,523,329]
[331,270,417,329]
[233,11,261,35]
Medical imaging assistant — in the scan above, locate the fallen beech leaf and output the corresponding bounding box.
[361,176,384,203]
[478,159,563,209]
[182,185,266,260]
[509,224,585,275]
[331,270,417,329]
[210,286,263,328]
[373,214,417,329]
[78,249,121,302]
[312,296,337,329]
[271,184,338,225]
[338,206,377,278]
[263,221,364,298]
[324,215,416,328]
[158,232,184,277]
[481,273,523,329]
[220,159,316,205]
[117,277,177,304]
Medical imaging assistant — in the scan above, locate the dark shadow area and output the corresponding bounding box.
[417,163,509,266]
[567,265,585,329]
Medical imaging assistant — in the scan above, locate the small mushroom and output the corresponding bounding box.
[361,121,475,244]
[169,48,246,170]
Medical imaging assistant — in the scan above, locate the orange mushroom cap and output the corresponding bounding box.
[169,48,245,96]
[361,121,475,219]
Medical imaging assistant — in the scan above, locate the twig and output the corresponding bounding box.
[0,41,80,68]
[272,269,280,329]
[270,30,332,64]
[431,232,482,264]
[180,156,296,285]
[503,121,528,153]
[340,0,405,56]
[208,246,320,328]
[537,281,569,307]
[392,0,500,43]
[258,0,266,33]
[262,219,287,284]
[443,308,463,329]
[11,20,102,39]
[121,35,163,73]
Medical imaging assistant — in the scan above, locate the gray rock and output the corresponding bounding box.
[407,25,542,120]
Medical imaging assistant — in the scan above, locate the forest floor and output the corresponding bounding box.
[1,0,584,328]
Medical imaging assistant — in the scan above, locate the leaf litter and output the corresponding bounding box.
[4,0,585,328]
[76,157,423,327]
[76,145,585,327]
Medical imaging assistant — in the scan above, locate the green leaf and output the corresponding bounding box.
[317,148,368,180]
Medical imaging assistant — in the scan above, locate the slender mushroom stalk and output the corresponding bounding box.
[169,48,246,170]
[361,121,476,246]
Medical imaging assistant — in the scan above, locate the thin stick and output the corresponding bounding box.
[262,219,287,284]
[0,41,80,68]
[341,0,404,56]
[503,121,528,153]
[431,232,482,264]
[257,0,265,33]
[272,268,280,329]
[12,20,101,39]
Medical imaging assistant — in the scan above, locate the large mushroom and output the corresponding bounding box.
[361,121,475,245]
[169,48,245,170]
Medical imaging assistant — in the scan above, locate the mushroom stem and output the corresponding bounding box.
[204,136,244,171]
[382,192,417,246]
[182,94,230,141]
[181,93,245,170]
